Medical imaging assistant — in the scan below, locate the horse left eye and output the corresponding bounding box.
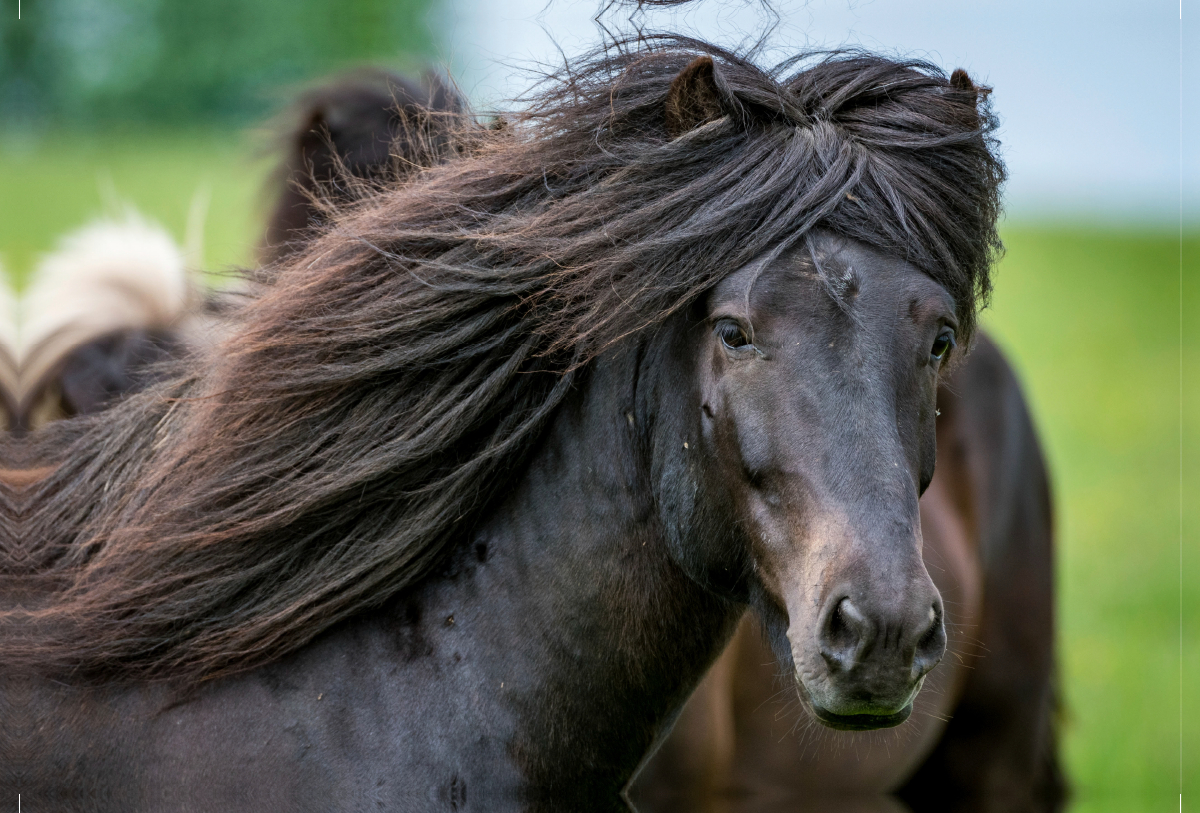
[930,329,955,362]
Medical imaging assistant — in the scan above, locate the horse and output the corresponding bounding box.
[0,267,16,430]
[259,68,463,265]
[250,62,1063,811]
[8,71,463,434]
[11,215,199,431]
[1,38,1006,809]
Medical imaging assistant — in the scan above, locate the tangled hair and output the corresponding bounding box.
[12,36,1004,681]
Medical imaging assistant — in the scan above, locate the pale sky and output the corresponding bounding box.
[435,0,1197,224]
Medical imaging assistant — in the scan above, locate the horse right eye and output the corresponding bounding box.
[716,320,752,350]
[930,328,955,363]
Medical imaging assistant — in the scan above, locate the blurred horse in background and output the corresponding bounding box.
[0,269,16,430]
[260,69,462,265]
[10,69,461,431]
[12,215,196,430]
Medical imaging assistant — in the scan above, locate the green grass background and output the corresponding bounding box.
[0,133,1194,810]
[0,132,271,287]
[986,228,1197,811]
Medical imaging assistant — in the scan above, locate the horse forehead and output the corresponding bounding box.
[708,249,821,313]
[747,243,951,325]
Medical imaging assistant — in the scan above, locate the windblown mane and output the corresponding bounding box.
[10,36,1004,680]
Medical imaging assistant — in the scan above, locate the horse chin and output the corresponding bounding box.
[793,672,924,732]
[809,702,913,731]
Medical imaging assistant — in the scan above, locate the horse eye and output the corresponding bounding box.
[930,329,955,362]
[715,320,752,350]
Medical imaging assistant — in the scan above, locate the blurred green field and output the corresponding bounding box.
[986,227,1198,812]
[0,133,1194,810]
[0,131,271,287]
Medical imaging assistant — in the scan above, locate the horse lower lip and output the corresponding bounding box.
[810,703,913,731]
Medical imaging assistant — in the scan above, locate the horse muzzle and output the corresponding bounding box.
[792,590,947,731]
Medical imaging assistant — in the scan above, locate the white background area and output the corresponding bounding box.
[435,0,1197,225]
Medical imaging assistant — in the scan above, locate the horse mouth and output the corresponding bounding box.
[810,703,913,731]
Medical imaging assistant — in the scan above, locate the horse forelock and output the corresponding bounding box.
[14,35,1004,681]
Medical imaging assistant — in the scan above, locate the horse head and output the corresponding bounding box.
[643,54,982,731]
[655,234,951,730]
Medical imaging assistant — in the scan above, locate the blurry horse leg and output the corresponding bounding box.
[897,334,1065,812]
[629,626,740,813]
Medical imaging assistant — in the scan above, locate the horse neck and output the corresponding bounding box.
[465,339,741,796]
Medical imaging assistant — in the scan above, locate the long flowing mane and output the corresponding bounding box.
[6,36,1004,681]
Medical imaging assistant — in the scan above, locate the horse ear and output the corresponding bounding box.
[949,68,992,110]
[665,56,726,138]
[298,108,330,159]
[950,68,991,99]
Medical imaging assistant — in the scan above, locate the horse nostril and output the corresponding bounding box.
[912,602,946,680]
[820,597,870,672]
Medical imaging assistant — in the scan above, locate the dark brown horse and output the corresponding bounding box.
[2,39,1008,809]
